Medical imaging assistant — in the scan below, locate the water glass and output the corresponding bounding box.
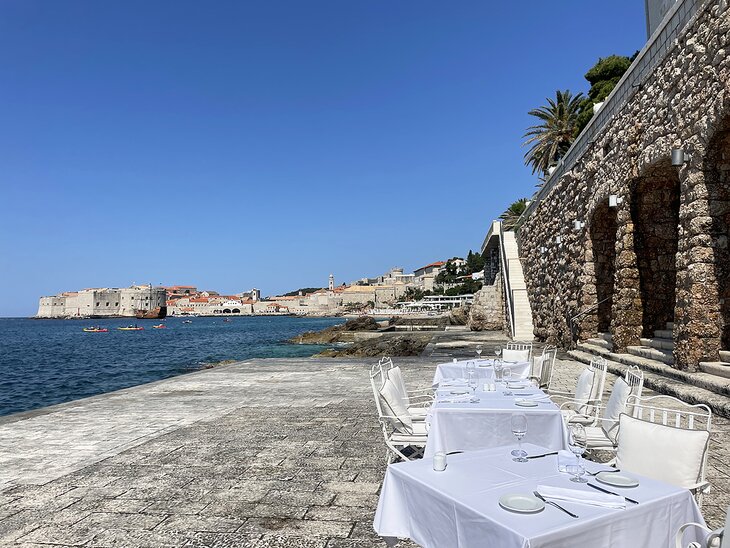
[494,361,504,383]
[566,462,586,483]
[476,345,483,359]
[567,424,588,483]
[511,413,528,462]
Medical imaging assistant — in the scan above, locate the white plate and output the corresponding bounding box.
[596,472,639,488]
[508,382,529,389]
[499,493,545,513]
[515,399,538,407]
[450,390,469,395]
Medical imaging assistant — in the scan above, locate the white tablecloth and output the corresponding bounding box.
[374,443,705,548]
[433,359,531,386]
[424,386,567,457]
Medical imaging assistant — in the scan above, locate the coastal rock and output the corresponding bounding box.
[468,281,504,332]
[315,333,431,358]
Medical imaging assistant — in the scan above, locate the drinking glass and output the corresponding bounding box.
[566,463,586,483]
[476,345,483,360]
[567,423,587,483]
[510,413,528,462]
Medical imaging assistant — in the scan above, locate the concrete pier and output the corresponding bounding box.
[0,335,727,546]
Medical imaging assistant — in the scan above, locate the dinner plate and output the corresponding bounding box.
[498,493,545,513]
[515,399,538,407]
[450,390,469,395]
[508,382,529,389]
[596,472,639,488]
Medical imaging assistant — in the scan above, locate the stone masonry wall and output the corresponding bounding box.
[468,278,505,332]
[518,1,730,370]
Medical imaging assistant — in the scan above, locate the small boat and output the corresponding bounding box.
[83,326,108,333]
[152,324,166,329]
[223,319,232,323]
[117,325,144,331]
[182,320,192,324]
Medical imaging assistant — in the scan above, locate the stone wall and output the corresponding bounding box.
[467,278,504,332]
[518,0,730,370]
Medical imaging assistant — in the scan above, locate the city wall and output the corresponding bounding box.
[518,1,730,370]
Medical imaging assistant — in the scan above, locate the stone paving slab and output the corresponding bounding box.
[0,333,726,546]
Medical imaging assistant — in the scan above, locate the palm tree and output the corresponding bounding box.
[499,198,528,228]
[522,90,584,176]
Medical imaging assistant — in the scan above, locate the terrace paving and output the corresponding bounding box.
[0,330,727,546]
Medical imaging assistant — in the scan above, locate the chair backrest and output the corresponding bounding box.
[370,362,387,418]
[539,345,556,389]
[387,366,411,408]
[628,394,711,433]
[506,341,533,361]
[624,366,644,416]
[616,402,711,491]
[380,356,394,370]
[585,356,608,414]
[573,367,596,414]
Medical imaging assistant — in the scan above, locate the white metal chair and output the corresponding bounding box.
[370,362,428,463]
[387,365,433,418]
[618,394,712,505]
[675,506,727,548]
[529,345,556,390]
[553,356,608,422]
[504,341,533,362]
[569,366,644,452]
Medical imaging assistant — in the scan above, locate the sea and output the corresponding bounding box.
[0,315,344,417]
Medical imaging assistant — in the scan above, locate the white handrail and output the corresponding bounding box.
[498,221,516,338]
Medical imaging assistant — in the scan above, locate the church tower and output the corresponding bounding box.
[328,274,334,292]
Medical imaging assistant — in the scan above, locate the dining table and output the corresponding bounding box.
[374,443,705,548]
[433,359,532,386]
[424,382,568,457]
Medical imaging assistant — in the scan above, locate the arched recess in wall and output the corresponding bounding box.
[631,161,681,337]
[704,116,730,350]
[589,201,618,333]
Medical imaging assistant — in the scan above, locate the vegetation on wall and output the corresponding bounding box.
[522,89,584,177]
[500,198,529,228]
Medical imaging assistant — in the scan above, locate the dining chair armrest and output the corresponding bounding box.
[547,389,574,397]
[686,480,711,494]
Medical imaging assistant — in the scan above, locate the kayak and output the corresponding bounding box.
[152,324,166,329]
[117,326,144,331]
[83,327,108,333]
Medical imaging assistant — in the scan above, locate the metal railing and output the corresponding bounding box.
[518,0,710,226]
[569,297,613,326]
[497,221,516,338]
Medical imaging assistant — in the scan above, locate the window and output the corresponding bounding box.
[105,302,109,306]
[114,302,119,306]
[96,302,100,306]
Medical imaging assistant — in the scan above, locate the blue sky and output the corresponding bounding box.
[0,1,646,316]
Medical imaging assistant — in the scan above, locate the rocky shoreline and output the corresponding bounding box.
[289,316,438,357]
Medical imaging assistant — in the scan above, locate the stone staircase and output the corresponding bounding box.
[699,350,730,380]
[571,325,730,417]
[501,231,534,341]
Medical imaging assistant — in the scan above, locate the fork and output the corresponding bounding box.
[586,468,621,476]
[533,491,579,518]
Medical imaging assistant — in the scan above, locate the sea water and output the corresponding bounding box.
[0,315,343,417]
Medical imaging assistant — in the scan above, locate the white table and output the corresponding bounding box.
[374,444,705,548]
[424,385,567,457]
[433,359,531,386]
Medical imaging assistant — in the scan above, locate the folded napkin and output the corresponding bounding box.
[441,379,468,385]
[482,383,497,392]
[536,484,625,509]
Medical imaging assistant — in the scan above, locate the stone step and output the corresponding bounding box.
[640,337,675,351]
[626,345,674,365]
[666,322,675,330]
[720,350,730,363]
[570,345,730,418]
[598,332,612,342]
[585,338,612,350]
[699,362,730,380]
[654,329,673,339]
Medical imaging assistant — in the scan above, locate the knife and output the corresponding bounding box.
[526,451,558,459]
[587,482,639,504]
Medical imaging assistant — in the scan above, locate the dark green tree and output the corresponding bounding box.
[499,198,528,228]
[574,54,635,137]
[523,90,584,176]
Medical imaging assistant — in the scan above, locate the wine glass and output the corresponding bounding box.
[494,348,502,362]
[475,345,483,360]
[466,361,477,393]
[566,463,586,483]
[567,423,587,483]
[511,413,528,462]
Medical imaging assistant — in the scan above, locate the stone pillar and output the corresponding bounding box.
[611,196,643,352]
[674,166,722,370]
